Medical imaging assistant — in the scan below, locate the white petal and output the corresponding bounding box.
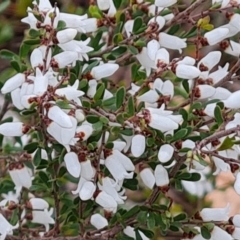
[197,85,216,99]
[149,114,178,132]
[155,48,170,65]
[90,213,108,229]
[57,29,77,44]
[1,73,25,94]
[112,149,135,171]
[154,0,177,7]
[30,48,44,68]
[11,88,24,110]
[176,64,200,79]
[48,106,72,128]
[224,40,240,57]
[148,16,165,31]
[223,90,240,109]
[97,0,110,10]
[158,144,174,163]
[147,39,160,61]
[204,27,229,45]
[211,226,232,240]
[29,198,49,210]
[137,90,159,103]
[79,181,96,200]
[154,164,169,187]
[124,20,134,38]
[52,51,78,68]
[95,191,117,210]
[64,152,81,178]
[131,134,146,157]
[197,51,221,71]
[140,168,155,189]
[91,63,119,80]
[81,160,95,180]
[16,164,32,189]
[0,122,24,137]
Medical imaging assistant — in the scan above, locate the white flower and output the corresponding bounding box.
[80,159,95,180]
[158,144,174,163]
[30,48,44,68]
[154,0,177,7]
[35,0,52,12]
[154,164,169,187]
[124,20,134,38]
[79,181,96,200]
[155,48,170,67]
[64,152,81,178]
[95,191,117,212]
[139,167,155,189]
[21,7,38,29]
[137,90,159,103]
[199,203,230,221]
[28,198,49,210]
[52,51,78,68]
[211,226,232,240]
[176,64,200,79]
[11,88,24,110]
[76,124,93,141]
[31,208,55,233]
[204,27,229,45]
[212,156,230,175]
[197,51,222,71]
[56,29,77,44]
[90,213,108,230]
[232,215,240,227]
[58,13,88,30]
[196,85,216,99]
[80,18,98,33]
[91,63,119,80]
[153,78,174,98]
[97,0,110,10]
[210,87,231,100]
[232,227,240,240]
[148,16,165,31]
[0,122,26,137]
[1,73,25,94]
[159,32,187,53]
[9,162,32,190]
[147,39,161,61]
[131,134,146,157]
[224,40,240,57]
[223,90,240,109]
[0,213,19,240]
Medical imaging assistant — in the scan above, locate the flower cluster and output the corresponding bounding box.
[1,0,240,239]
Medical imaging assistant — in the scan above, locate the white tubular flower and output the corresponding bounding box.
[0,122,26,137]
[90,214,108,230]
[159,32,187,53]
[232,215,240,227]
[36,0,52,12]
[211,87,231,100]
[113,140,126,152]
[204,27,229,45]
[58,13,88,29]
[64,152,81,178]
[56,29,77,44]
[212,156,231,175]
[30,68,48,96]
[52,51,78,68]
[95,191,117,211]
[80,159,95,180]
[196,85,216,99]
[210,63,229,85]
[30,48,44,68]
[139,166,155,189]
[79,18,98,33]
[223,90,240,109]
[204,103,217,118]
[105,151,134,181]
[137,90,159,103]
[136,47,156,76]
[21,7,38,29]
[154,0,177,7]
[211,226,232,240]
[155,48,170,67]
[224,40,240,57]
[148,16,165,31]
[153,78,174,98]
[231,227,240,240]
[31,208,55,233]
[147,39,160,61]
[28,198,49,210]
[124,226,149,240]
[175,64,200,79]
[1,73,25,94]
[98,176,126,204]
[76,124,93,141]
[197,51,222,71]
[154,165,169,187]
[234,172,240,195]
[11,88,24,110]
[48,105,72,128]
[199,203,230,221]
[72,177,87,195]
[131,134,146,158]
[55,79,84,104]
[79,181,96,201]
[91,63,119,80]
[0,213,19,240]
[97,0,110,10]
[124,20,134,38]
[107,0,116,17]
[42,7,60,28]
[177,56,196,65]
[158,144,174,163]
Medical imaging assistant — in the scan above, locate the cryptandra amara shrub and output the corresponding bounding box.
[2,0,240,239]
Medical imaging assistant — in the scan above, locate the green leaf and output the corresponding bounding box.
[24,142,39,153]
[170,129,188,143]
[24,39,41,45]
[116,87,126,109]
[217,136,234,151]
[122,206,140,219]
[0,49,17,60]
[86,115,99,124]
[94,83,105,101]
[182,172,201,182]
[10,60,21,72]
[111,46,127,58]
[135,230,143,240]
[0,0,10,13]
[33,148,42,167]
[90,30,103,51]
[88,5,102,19]
[127,95,135,117]
[133,17,143,34]
[173,213,187,221]
[201,226,211,240]
[61,222,79,236]
[182,80,189,94]
[28,29,40,38]
[38,171,51,188]
[82,60,100,74]
[128,45,139,55]
[168,24,180,35]
[102,96,116,107]
[113,33,123,44]
[174,179,183,191]
[147,212,156,229]
[214,105,223,126]
[19,43,31,58]
[113,0,122,8]
[137,228,154,238]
